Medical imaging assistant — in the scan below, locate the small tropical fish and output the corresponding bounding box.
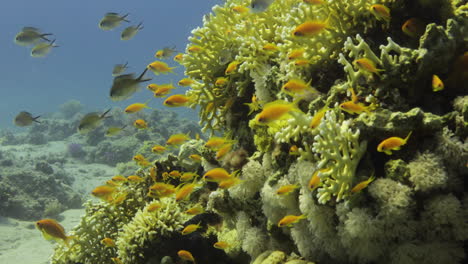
[262,43,279,51]
[148,183,176,198]
[133,154,146,162]
[225,60,241,75]
[278,214,306,227]
[133,119,148,129]
[124,100,152,113]
[287,49,305,60]
[147,82,171,92]
[178,78,195,86]
[215,77,229,86]
[292,16,332,37]
[218,177,242,189]
[106,180,119,187]
[232,5,250,14]
[187,45,203,53]
[402,18,426,38]
[155,46,177,59]
[152,145,167,154]
[163,94,193,107]
[14,111,40,126]
[294,59,310,66]
[369,4,391,22]
[91,185,116,201]
[309,105,329,129]
[105,125,127,137]
[350,174,375,193]
[308,168,329,190]
[254,100,298,124]
[339,101,374,114]
[78,109,111,134]
[151,84,176,97]
[377,131,413,155]
[112,175,127,182]
[282,79,315,95]
[147,202,161,212]
[110,68,151,101]
[276,184,300,195]
[216,143,232,160]
[185,204,204,215]
[173,53,184,62]
[205,136,232,150]
[432,74,444,92]
[214,241,230,250]
[147,61,175,75]
[127,175,143,182]
[31,39,58,57]
[203,168,233,182]
[112,62,128,76]
[121,22,143,40]
[189,154,202,162]
[14,27,52,46]
[99,13,129,30]
[35,219,73,246]
[101,237,116,247]
[176,182,200,202]
[181,172,198,181]
[250,0,276,13]
[149,167,157,182]
[181,222,202,235]
[178,250,196,263]
[169,170,182,178]
[353,58,383,76]
[166,133,190,146]
[289,145,300,155]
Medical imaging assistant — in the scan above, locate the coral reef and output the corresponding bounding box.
[48,0,467,264]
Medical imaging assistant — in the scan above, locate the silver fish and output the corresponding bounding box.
[99,12,129,30]
[121,22,143,41]
[109,68,152,101]
[78,109,111,134]
[14,111,40,127]
[30,39,58,57]
[14,27,52,46]
[250,0,276,13]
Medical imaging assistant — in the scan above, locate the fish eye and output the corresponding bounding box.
[293,31,302,36]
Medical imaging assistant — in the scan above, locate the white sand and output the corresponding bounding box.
[0,140,120,263]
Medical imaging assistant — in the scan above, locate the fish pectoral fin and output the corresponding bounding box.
[393,146,401,150]
[384,150,392,155]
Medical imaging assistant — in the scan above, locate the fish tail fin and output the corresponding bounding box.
[404,131,413,143]
[33,115,41,123]
[40,33,53,42]
[137,21,144,30]
[101,108,112,118]
[121,13,130,22]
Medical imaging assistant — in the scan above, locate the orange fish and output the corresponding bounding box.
[181,172,198,181]
[101,237,116,247]
[369,4,391,22]
[127,175,144,182]
[91,185,116,201]
[203,168,233,182]
[276,184,300,195]
[112,175,127,183]
[174,53,184,62]
[263,43,279,51]
[289,145,299,155]
[205,136,232,150]
[350,174,375,193]
[225,61,241,75]
[133,119,148,129]
[36,219,74,246]
[339,101,374,114]
[232,5,250,14]
[353,58,383,76]
[294,59,310,67]
[218,177,242,189]
[147,202,162,212]
[309,105,329,129]
[282,79,314,95]
[402,18,426,38]
[213,241,230,250]
[292,16,332,37]
[215,77,229,86]
[147,61,175,75]
[189,154,202,162]
[152,145,167,154]
[432,74,444,92]
[377,131,412,155]
[178,250,196,263]
[166,133,190,146]
[185,204,204,215]
[278,214,307,227]
[287,49,305,60]
[216,143,232,160]
[149,167,157,182]
[308,168,329,190]
[124,101,151,113]
[254,100,298,124]
[163,94,193,107]
[178,78,195,86]
[187,45,203,53]
[181,222,202,235]
[175,182,199,202]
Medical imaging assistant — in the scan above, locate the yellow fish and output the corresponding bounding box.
[215,143,232,160]
[225,61,241,75]
[254,100,298,124]
[281,79,314,95]
[309,106,329,129]
[215,77,229,86]
[133,119,148,129]
[154,46,177,59]
[218,177,242,189]
[292,15,332,37]
[203,168,233,182]
[185,204,204,215]
[178,250,196,263]
[91,185,116,201]
[176,182,200,202]
[278,214,306,227]
[36,219,74,246]
[353,58,383,76]
[350,174,375,193]
[308,168,329,190]
[189,154,202,162]
[163,94,193,107]
[127,175,144,182]
[369,4,391,22]
[178,78,195,86]
[147,61,175,75]
[173,53,184,62]
[152,145,166,154]
[402,18,426,38]
[124,100,151,113]
[147,202,162,212]
[181,172,198,181]
[432,74,444,92]
[213,241,230,250]
[101,237,116,247]
[377,131,412,155]
[166,133,190,146]
[339,101,373,114]
[232,5,250,14]
[287,49,304,60]
[181,223,202,235]
[276,184,300,195]
[262,43,279,51]
[187,45,203,53]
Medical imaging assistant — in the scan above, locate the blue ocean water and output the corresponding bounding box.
[0,0,218,129]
